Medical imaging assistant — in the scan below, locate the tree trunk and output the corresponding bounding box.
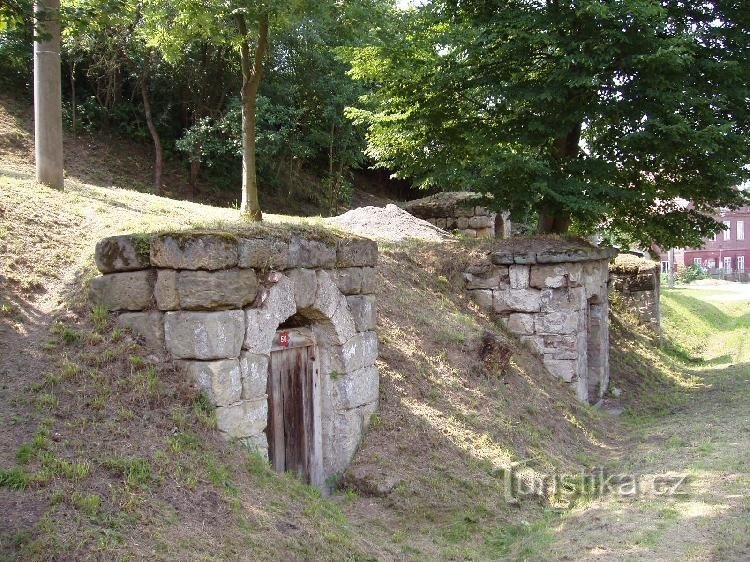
[33,0,64,189]
[140,53,163,195]
[236,12,269,222]
[537,123,581,234]
[537,201,571,234]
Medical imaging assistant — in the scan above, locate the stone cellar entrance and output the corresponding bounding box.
[89,231,380,490]
[267,326,322,484]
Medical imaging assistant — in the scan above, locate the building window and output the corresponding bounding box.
[738,221,745,241]
[724,220,731,241]
[739,256,745,273]
[693,258,702,267]
[661,261,670,273]
[724,256,732,272]
[712,231,719,242]
[707,258,716,270]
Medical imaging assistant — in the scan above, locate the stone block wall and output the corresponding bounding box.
[90,231,379,485]
[609,256,661,338]
[463,245,618,403]
[401,192,510,239]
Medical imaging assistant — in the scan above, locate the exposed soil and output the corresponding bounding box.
[327,203,454,242]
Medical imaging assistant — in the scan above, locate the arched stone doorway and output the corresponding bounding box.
[89,231,380,489]
[241,270,378,487]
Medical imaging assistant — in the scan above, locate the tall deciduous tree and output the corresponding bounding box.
[346,0,750,247]
[145,0,307,221]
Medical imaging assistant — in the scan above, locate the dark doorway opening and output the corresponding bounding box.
[587,299,605,403]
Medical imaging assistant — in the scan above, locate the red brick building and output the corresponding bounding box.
[661,206,750,276]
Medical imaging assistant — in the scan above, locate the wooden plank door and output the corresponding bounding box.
[266,329,318,482]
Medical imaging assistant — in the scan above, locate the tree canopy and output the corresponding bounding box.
[345,0,750,247]
[2,0,748,246]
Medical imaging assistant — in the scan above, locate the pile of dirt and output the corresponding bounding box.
[326,203,454,242]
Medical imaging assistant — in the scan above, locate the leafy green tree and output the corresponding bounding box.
[143,0,312,220]
[63,0,170,193]
[346,0,750,247]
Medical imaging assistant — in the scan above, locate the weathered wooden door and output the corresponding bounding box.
[266,328,322,484]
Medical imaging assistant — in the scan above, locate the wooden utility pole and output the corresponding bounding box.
[34,0,64,189]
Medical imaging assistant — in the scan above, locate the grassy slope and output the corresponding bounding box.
[536,286,750,560]
[0,97,617,560]
[6,94,746,561]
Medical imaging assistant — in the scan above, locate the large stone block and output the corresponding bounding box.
[164,310,244,360]
[238,237,290,269]
[287,268,318,309]
[94,235,150,273]
[360,267,378,294]
[530,263,583,289]
[314,270,341,318]
[463,264,509,290]
[505,312,535,335]
[535,311,581,335]
[347,295,377,332]
[331,295,357,341]
[116,311,164,350]
[543,359,576,382]
[180,358,242,406]
[150,233,238,270]
[244,275,296,354]
[541,334,578,360]
[177,269,258,310]
[329,267,363,295]
[322,406,365,475]
[540,286,586,313]
[468,289,494,309]
[337,238,378,267]
[239,352,269,400]
[314,340,346,377]
[215,398,268,439]
[89,270,155,311]
[331,366,379,410]
[509,265,530,289]
[493,288,542,313]
[287,237,336,268]
[520,335,544,355]
[154,269,179,310]
[342,331,378,373]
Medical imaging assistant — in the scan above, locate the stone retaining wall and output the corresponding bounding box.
[463,245,618,403]
[90,230,379,485]
[401,192,510,239]
[609,258,661,338]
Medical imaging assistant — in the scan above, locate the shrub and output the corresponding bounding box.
[677,264,706,284]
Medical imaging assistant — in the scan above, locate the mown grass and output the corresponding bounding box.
[530,283,750,560]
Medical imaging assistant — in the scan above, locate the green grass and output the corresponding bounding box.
[0,467,34,490]
[101,456,153,488]
[526,284,750,559]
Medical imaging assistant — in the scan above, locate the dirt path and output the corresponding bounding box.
[533,287,750,561]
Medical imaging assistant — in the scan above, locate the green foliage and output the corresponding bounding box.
[677,264,707,284]
[0,467,33,490]
[345,0,750,246]
[0,0,32,92]
[91,304,109,332]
